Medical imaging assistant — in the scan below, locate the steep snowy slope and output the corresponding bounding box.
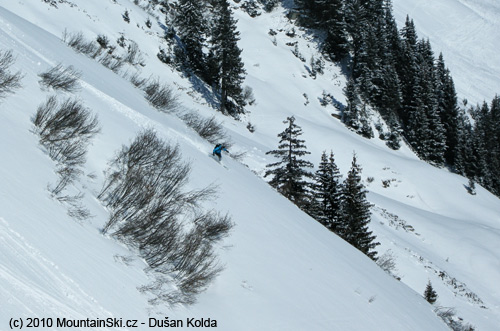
[1,0,499,330]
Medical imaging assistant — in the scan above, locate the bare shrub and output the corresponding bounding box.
[0,50,23,99]
[66,32,100,57]
[96,34,110,49]
[193,212,233,242]
[32,96,100,158]
[99,129,232,304]
[57,192,92,221]
[129,72,150,89]
[434,306,475,331]
[32,96,99,220]
[247,122,255,133]
[175,232,223,299]
[50,165,84,195]
[242,85,256,106]
[33,96,97,191]
[124,41,145,66]
[99,53,124,72]
[181,111,230,146]
[143,78,178,111]
[38,63,82,92]
[376,250,398,277]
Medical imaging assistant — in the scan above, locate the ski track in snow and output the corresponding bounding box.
[0,217,117,327]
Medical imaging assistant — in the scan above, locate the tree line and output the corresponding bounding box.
[293,0,500,197]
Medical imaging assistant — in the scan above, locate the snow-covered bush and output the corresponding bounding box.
[435,306,475,331]
[143,77,178,112]
[0,50,23,99]
[98,53,124,72]
[38,63,81,92]
[123,41,145,66]
[65,31,100,57]
[242,85,256,106]
[98,130,232,304]
[376,250,397,276]
[32,96,99,166]
[181,111,230,146]
[32,96,99,218]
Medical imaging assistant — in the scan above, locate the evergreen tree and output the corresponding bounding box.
[453,107,474,176]
[416,39,446,165]
[318,0,349,61]
[488,95,500,194]
[436,53,460,165]
[211,0,246,114]
[424,280,438,304]
[309,151,343,232]
[175,0,207,75]
[471,102,493,188]
[398,16,419,124]
[265,116,314,207]
[340,153,379,260]
[343,77,373,138]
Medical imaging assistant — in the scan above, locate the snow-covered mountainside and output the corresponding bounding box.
[1,0,499,330]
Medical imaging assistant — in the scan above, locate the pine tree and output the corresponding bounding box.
[319,0,349,61]
[488,95,500,195]
[453,107,474,176]
[424,280,438,304]
[340,153,379,260]
[175,0,207,75]
[309,151,343,232]
[417,39,446,165]
[436,53,460,165]
[398,16,419,125]
[265,116,314,208]
[211,0,246,114]
[343,77,373,138]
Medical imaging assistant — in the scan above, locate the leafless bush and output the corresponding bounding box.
[175,233,223,298]
[38,63,82,92]
[181,111,230,146]
[99,129,232,304]
[247,122,256,133]
[0,50,23,99]
[50,165,84,195]
[124,41,145,66]
[193,212,233,242]
[129,72,150,89]
[32,96,98,221]
[58,192,92,221]
[96,34,110,49]
[99,53,125,72]
[32,96,100,162]
[66,31,100,57]
[242,85,256,106]
[33,96,98,191]
[143,78,178,112]
[376,250,398,277]
[434,307,475,331]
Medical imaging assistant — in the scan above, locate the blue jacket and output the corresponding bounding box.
[213,144,228,155]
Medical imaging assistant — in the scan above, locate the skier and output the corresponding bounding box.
[212,143,228,161]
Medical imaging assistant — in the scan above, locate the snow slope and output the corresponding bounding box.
[1,0,499,330]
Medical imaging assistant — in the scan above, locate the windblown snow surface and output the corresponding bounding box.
[0,0,499,330]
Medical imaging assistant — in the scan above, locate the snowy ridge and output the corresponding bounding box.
[0,0,499,330]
